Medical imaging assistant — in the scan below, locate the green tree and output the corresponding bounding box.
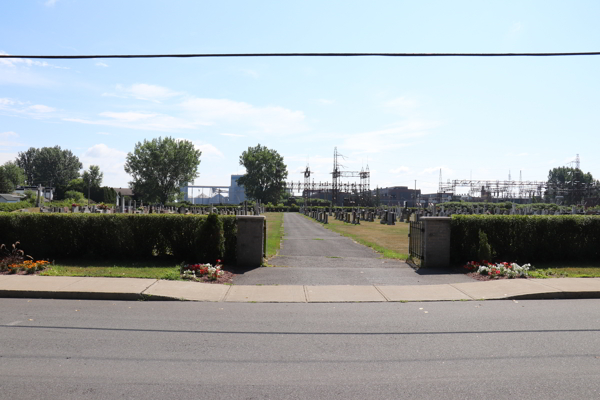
[16,146,82,187]
[124,136,201,204]
[546,166,596,204]
[82,165,103,203]
[82,165,103,188]
[15,147,38,185]
[238,144,288,205]
[66,178,86,194]
[0,161,25,193]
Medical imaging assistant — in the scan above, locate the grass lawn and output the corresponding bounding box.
[528,262,600,278]
[314,214,409,259]
[265,212,284,258]
[40,259,181,280]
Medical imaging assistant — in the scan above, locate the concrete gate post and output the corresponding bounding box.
[420,217,451,268]
[236,215,266,268]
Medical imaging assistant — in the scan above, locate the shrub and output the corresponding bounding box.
[0,214,238,264]
[64,190,85,203]
[23,190,37,202]
[0,200,33,213]
[477,230,493,261]
[451,215,600,264]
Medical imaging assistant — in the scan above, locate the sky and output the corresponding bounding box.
[1,0,599,196]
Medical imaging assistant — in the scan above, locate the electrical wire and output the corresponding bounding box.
[1,52,600,60]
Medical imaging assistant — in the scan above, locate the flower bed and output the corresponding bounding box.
[1,241,51,275]
[463,260,531,280]
[1,260,50,275]
[180,260,234,283]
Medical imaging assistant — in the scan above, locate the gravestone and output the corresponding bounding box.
[388,212,395,225]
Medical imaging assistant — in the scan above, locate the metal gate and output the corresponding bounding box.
[409,219,424,261]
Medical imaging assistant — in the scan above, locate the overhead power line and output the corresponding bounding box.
[1,52,600,60]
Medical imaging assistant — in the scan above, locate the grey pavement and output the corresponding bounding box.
[233,213,475,285]
[1,274,600,303]
[4,299,600,399]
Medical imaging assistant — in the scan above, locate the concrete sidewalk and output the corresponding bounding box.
[1,275,600,302]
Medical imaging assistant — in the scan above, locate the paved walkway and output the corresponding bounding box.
[233,213,474,286]
[1,275,600,302]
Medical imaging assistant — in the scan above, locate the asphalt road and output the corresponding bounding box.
[1,298,600,399]
[233,213,474,285]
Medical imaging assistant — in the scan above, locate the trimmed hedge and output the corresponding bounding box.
[0,213,237,264]
[264,206,300,212]
[451,215,600,264]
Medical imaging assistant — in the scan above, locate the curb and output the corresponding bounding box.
[2,288,600,302]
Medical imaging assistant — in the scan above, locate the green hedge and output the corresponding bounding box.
[0,213,237,264]
[451,215,600,264]
[264,206,300,212]
[0,201,33,213]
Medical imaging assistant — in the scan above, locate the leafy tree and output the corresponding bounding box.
[66,178,86,194]
[124,136,201,204]
[238,144,288,205]
[82,165,103,188]
[15,147,38,185]
[0,161,25,193]
[545,166,597,204]
[16,146,82,187]
[0,168,12,193]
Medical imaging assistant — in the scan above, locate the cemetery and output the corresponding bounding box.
[299,201,600,271]
[2,142,600,281]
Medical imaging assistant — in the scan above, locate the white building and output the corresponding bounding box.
[180,174,246,204]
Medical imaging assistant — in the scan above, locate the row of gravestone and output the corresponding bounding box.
[305,209,329,224]
[413,203,594,218]
[39,203,265,215]
[301,207,398,226]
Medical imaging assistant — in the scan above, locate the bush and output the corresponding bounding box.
[64,190,85,203]
[199,213,224,263]
[89,186,117,204]
[0,214,238,264]
[0,200,33,213]
[477,230,493,261]
[451,215,600,264]
[23,190,37,202]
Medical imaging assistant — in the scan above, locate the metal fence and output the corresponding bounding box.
[409,219,424,261]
